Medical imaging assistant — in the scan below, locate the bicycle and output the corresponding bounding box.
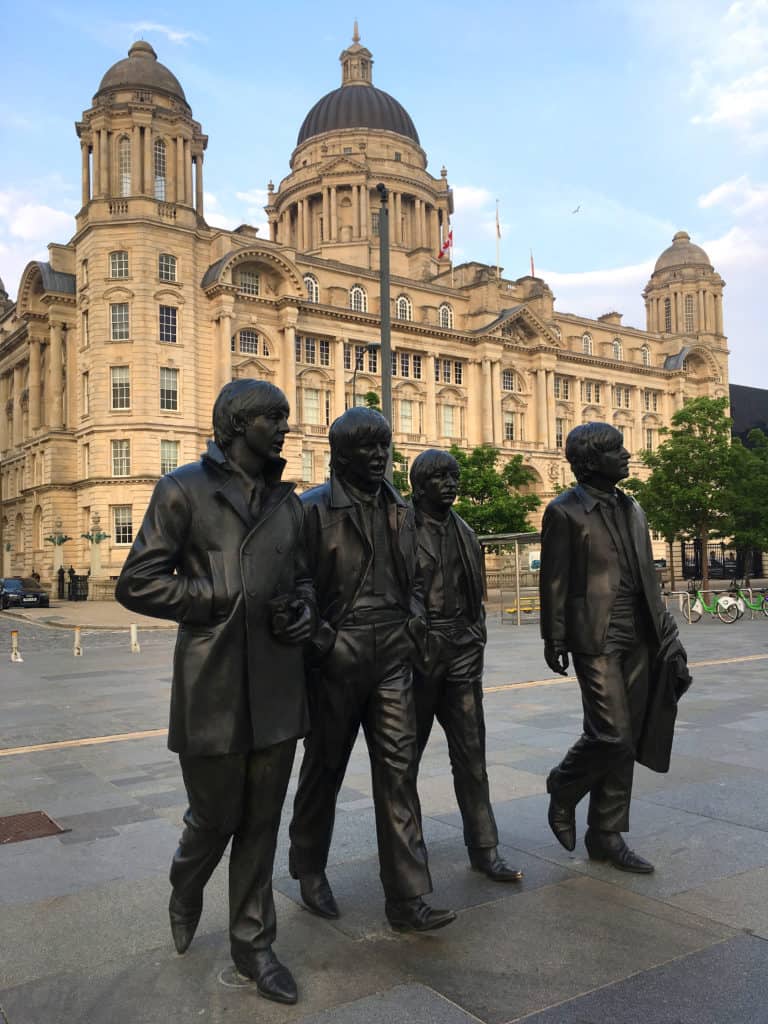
[686,584,740,624]
[724,579,768,619]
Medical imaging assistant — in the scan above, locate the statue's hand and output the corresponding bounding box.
[544,641,569,676]
[278,601,313,644]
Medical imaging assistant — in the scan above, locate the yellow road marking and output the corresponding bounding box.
[1,653,766,757]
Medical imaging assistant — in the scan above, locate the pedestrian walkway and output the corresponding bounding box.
[1,617,768,1022]
[1,599,175,630]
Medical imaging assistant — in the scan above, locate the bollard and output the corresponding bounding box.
[73,626,83,657]
[130,624,141,654]
[10,629,23,663]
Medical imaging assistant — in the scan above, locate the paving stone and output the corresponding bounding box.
[293,984,483,1024]
[641,775,768,831]
[669,864,768,938]
[516,933,768,1024]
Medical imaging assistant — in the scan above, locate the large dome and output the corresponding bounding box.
[95,41,188,106]
[654,231,712,273]
[298,84,419,146]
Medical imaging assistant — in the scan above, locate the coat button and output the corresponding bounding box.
[276,543,284,553]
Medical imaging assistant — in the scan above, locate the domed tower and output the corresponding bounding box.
[643,231,725,342]
[266,26,453,279]
[75,41,208,227]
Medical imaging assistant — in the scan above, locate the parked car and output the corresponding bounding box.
[0,577,51,609]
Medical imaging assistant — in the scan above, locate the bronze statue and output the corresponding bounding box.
[410,450,522,882]
[540,422,690,872]
[288,408,456,932]
[116,380,314,1005]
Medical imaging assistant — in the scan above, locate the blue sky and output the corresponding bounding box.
[1,0,767,385]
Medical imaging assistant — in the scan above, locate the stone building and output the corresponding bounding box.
[0,32,730,581]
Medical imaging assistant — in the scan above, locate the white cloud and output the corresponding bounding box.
[9,203,74,241]
[698,175,768,214]
[0,186,77,299]
[452,185,494,212]
[125,22,205,45]
[235,188,269,212]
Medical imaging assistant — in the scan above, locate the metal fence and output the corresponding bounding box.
[678,541,764,580]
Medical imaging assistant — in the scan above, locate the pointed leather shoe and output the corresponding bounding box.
[385,897,456,933]
[298,871,339,919]
[233,947,297,1005]
[547,795,576,852]
[168,891,203,955]
[584,830,654,874]
[469,847,524,882]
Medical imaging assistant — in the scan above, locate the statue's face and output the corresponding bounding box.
[419,466,459,512]
[241,403,290,461]
[591,438,630,484]
[342,436,389,488]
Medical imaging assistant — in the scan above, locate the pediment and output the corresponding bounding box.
[477,305,560,346]
[321,155,367,177]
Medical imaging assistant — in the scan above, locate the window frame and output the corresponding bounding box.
[111,438,131,477]
[109,251,129,279]
[112,505,134,546]
[110,302,130,341]
[158,253,177,282]
[110,365,131,411]
[159,366,179,411]
[159,305,177,344]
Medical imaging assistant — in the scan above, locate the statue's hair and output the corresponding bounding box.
[410,449,460,501]
[329,407,391,473]
[212,379,288,449]
[565,422,624,482]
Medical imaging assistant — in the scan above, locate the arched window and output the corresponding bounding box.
[304,274,319,303]
[15,513,24,553]
[118,136,131,197]
[438,303,453,329]
[153,138,167,200]
[239,329,259,354]
[395,295,413,321]
[502,369,522,392]
[664,298,672,333]
[641,344,651,367]
[582,333,593,355]
[612,338,623,360]
[350,285,367,313]
[158,254,177,282]
[684,294,695,333]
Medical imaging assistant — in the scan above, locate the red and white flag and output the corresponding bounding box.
[438,229,453,259]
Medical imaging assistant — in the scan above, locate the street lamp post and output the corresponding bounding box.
[376,184,393,480]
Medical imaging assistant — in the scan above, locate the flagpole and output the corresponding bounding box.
[450,221,454,289]
[495,199,500,279]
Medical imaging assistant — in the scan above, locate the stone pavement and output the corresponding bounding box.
[1,612,768,1023]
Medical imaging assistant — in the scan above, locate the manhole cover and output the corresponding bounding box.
[0,811,68,844]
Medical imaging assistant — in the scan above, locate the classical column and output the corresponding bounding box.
[322,188,329,241]
[546,370,556,450]
[132,126,142,194]
[535,368,547,447]
[12,364,24,447]
[715,293,723,335]
[143,126,153,197]
[481,359,493,444]
[92,130,101,198]
[184,140,193,205]
[491,360,503,444]
[330,187,338,241]
[362,186,370,240]
[283,323,297,415]
[430,207,440,256]
[0,374,8,451]
[334,338,346,417]
[697,290,705,333]
[175,136,185,203]
[573,376,584,423]
[195,152,204,214]
[99,128,109,195]
[426,354,437,441]
[352,185,360,237]
[48,322,63,430]
[414,199,423,248]
[80,142,90,206]
[28,339,41,431]
[217,312,232,396]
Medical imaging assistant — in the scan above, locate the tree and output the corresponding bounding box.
[624,396,734,590]
[448,445,540,535]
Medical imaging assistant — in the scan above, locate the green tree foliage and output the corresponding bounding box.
[624,396,735,588]
[448,445,540,535]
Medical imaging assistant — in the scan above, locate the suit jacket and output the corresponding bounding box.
[115,442,312,755]
[301,473,424,656]
[539,484,666,655]
[414,507,485,628]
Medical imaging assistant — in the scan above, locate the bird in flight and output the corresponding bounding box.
[572,205,581,214]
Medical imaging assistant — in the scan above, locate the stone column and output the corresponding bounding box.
[536,368,547,447]
[573,376,584,423]
[175,136,185,203]
[143,126,153,197]
[414,199,423,248]
[12,364,24,447]
[352,185,360,237]
[218,312,232,396]
[81,142,90,205]
[0,374,8,451]
[48,322,63,430]
[182,140,191,204]
[99,128,109,195]
[481,359,493,444]
[362,186,370,240]
[195,152,204,214]
[330,187,338,241]
[389,192,398,244]
[92,130,101,198]
[322,188,329,241]
[715,293,723,335]
[491,360,503,444]
[28,338,41,431]
[426,354,437,441]
[132,126,142,193]
[431,207,440,256]
[697,290,705,332]
[283,323,297,415]
[334,338,346,418]
[546,370,556,450]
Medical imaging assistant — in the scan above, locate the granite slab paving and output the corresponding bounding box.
[292,984,484,1024]
[668,864,768,938]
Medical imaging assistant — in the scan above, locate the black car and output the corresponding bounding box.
[0,577,50,609]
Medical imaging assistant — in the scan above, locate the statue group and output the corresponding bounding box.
[117,380,690,1005]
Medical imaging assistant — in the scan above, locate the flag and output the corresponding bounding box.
[495,202,501,239]
[438,229,453,259]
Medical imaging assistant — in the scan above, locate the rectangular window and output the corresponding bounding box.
[301,450,314,482]
[554,376,570,400]
[442,404,456,436]
[160,439,179,474]
[614,386,631,408]
[110,302,129,341]
[159,305,177,343]
[239,270,260,296]
[113,505,133,545]
[643,390,659,412]
[304,337,316,364]
[319,339,330,366]
[391,352,398,377]
[400,399,414,433]
[412,354,422,380]
[239,329,258,354]
[295,335,302,363]
[82,372,90,417]
[110,251,129,279]
[367,348,378,373]
[111,439,131,477]
[158,254,177,282]
[504,412,515,441]
[371,212,380,236]
[454,361,463,385]
[400,353,410,378]
[645,428,654,451]
[325,391,331,426]
[304,387,320,425]
[110,366,130,410]
[353,345,365,372]
[82,443,90,477]
[82,311,89,348]
[434,358,441,383]
[555,417,565,449]
[343,343,351,370]
[160,367,179,411]
[442,359,452,383]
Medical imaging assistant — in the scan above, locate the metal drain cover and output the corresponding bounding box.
[0,811,68,844]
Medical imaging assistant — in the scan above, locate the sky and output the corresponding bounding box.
[1,0,767,386]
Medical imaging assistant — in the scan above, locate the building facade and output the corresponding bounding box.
[0,33,730,581]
